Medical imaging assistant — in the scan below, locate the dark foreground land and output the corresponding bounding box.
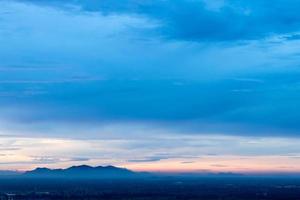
[0,176,300,200]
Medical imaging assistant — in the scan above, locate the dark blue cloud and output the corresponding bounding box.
[1,71,300,136]
[18,0,300,41]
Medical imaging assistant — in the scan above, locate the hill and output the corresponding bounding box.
[24,165,138,179]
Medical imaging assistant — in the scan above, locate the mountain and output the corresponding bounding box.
[24,165,139,179]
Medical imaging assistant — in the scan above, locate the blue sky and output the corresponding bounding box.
[1,0,300,172]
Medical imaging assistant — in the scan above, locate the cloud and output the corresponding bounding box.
[181,161,196,164]
[1,0,300,173]
[31,156,90,164]
[211,164,228,168]
[31,156,62,164]
[1,73,300,137]
[1,0,300,139]
[0,134,299,172]
[128,158,162,163]
[70,157,90,162]
[17,0,300,42]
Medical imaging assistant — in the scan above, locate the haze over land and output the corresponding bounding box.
[0,0,300,174]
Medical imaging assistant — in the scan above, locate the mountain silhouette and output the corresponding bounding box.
[24,165,138,179]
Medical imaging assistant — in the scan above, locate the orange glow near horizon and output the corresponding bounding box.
[3,156,300,174]
[0,135,300,175]
[122,156,300,174]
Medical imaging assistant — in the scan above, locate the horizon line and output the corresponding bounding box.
[2,164,300,176]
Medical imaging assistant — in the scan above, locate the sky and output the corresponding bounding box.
[1,0,300,173]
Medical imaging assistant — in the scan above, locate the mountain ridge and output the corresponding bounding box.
[24,165,138,179]
[0,165,253,178]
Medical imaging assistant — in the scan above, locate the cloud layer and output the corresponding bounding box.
[1,0,300,136]
[0,0,300,171]
[18,0,300,41]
